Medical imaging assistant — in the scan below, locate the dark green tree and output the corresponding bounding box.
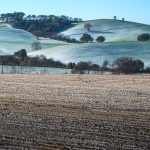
[80,33,93,43]
[137,34,150,41]
[96,36,105,43]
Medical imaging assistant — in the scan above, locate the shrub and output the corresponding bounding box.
[137,34,150,41]
[51,34,80,43]
[144,67,150,73]
[96,36,105,43]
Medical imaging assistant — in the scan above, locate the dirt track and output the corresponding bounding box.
[0,74,150,149]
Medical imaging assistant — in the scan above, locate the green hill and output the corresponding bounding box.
[29,20,150,65]
[0,24,67,55]
[61,19,150,42]
[28,41,150,65]
[1,19,150,65]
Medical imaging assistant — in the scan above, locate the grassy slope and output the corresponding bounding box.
[1,20,150,65]
[0,24,67,55]
[61,19,150,42]
[28,41,150,65]
[0,23,35,42]
[0,23,36,54]
[29,19,150,64]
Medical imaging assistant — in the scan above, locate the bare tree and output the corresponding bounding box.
[113,16,117,20]
[102,60,109,70]
[122,18,125,21]
[84,23,92,32]
[32,41,42,50]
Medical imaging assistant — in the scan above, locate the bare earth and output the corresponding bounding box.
[0,74,150,150]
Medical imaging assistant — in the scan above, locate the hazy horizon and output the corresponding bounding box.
[0,0,150,25]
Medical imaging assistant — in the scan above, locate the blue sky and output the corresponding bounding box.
[0,0,149,24]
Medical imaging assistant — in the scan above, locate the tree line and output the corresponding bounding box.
[1,49,150,74]
[0,49,66,69]
[0,12,82,38]
[70,58,147,74]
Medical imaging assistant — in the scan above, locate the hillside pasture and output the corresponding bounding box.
[61,19,150,42]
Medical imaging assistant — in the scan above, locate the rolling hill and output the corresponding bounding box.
[0,24,67,55]
[0,23,36,55]
[28,41,150,65]
[29,19,150,65]
[1,19,150,65]
[61,19,150,42]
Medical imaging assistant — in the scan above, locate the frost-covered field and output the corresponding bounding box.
[0,24,68,55]
[1,20,150,65]
[29,41,150,65]
[62,19,150,42]
[0,23,36,54]
[0,74,150,149]
[28,20,150,65]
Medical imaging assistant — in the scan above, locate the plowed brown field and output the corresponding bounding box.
[0,74,150,149]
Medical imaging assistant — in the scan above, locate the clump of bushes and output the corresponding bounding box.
[51,34,80,43]
[96,36,105,43]
[80,34,93,43]
[143,67,150,73]
[80,33,106,43]
[137,34,150,41]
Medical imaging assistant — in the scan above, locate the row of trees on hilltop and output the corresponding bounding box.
[0,12,82,23]
[0,12,25,22]
[0,12,82,38]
